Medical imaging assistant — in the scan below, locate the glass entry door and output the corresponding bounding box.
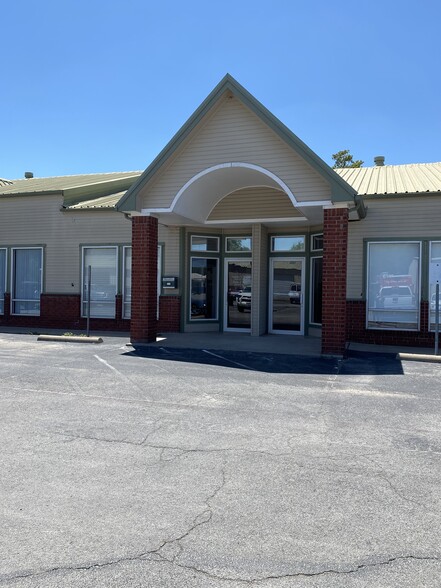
[269,258,304,334]
[225,259,252,331]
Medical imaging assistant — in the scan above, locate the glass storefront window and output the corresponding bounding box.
[226,260,252,330]
[310,257,323,325]
[271,236,305,252]
[0,249,5,314]
[429,241,441,332]
[123,246,131,319]
[367,242,421,330]
[190,257,218,320]
[269,259,304,333]
[311,234,323,251]
[191,236,219,252]
[82,247,117,318]
[12,248,43,315]
[225,237,252,252]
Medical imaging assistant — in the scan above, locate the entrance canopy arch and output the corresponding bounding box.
[124,75,363,354]
[141,162,303,225]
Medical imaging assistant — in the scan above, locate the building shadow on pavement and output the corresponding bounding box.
[125,346,404,375]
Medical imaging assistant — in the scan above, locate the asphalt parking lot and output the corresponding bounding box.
[1,332,440,587]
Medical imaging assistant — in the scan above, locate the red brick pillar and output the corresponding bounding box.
[321,207,349,357]
[3,293,10,321]
[115,294,123,323]
[131,216,158,343]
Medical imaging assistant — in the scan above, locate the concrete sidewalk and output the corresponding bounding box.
[135,332,438,360]
[0,325,438,360]
[152,331,323,356]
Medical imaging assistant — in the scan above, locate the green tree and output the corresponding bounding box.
[332,150,363,168]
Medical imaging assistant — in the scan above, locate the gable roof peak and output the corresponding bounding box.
[117,75,356,211]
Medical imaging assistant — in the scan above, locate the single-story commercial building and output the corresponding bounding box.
[1,75,440,356]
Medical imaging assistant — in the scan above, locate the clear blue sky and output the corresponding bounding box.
[2,0,440,180]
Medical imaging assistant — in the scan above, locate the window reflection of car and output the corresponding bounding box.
[288,283,301,304]
[191,286,207,316]
[228,288,243,306]
[375,286,415,309]
[237,286,251,312]
[430,292,441,311]
[191,300,207,316]
[91,289,109,301]
[85,285,110,301]
[22,281,41,299]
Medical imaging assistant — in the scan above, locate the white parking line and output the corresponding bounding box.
[202,349,250,370]
[94,354,122,375]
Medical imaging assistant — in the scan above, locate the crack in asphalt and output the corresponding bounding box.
[7,552,437,585]
[253,554,441,584]
[0,553,153,585]
[132,553,441,585]
[0,467,228,585]
[361,454,432,511]
[0,432,441,586]
[307,359,345,450]
[53,431,297,460]
[5,354,439,584]
[52,431,440,497]
[51,430,153,447]
[49,427,438,519]
[152,466,227,564]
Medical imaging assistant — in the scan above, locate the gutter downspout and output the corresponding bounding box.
[348,194,367,221]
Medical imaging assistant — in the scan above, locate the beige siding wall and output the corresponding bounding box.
[0,196,131,293]
[159,224,180,276]
[208,187,301,221]
[0,197,185,296]
[139,95,331,210]
[251,224,268,335]
[347,196,441,298]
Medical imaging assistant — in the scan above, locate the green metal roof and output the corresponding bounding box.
[116,74,356,212]
[336,162,441,196]
[65,191,127,210]
[0,171,141,196]
[4,161,441,213]
[0,171,142,208]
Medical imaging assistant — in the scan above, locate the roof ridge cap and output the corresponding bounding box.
[342,161,441,172]
[10,170,142,181]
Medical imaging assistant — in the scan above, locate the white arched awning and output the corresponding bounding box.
[171,163,298,222]
[140,163,316,225]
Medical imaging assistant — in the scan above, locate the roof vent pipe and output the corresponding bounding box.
[24,171,34,179]
[374,156,385,167]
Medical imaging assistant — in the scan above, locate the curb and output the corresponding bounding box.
[37,335,103,344]
[397,352,441,363]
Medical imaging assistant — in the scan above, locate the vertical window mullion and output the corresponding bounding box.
[82,246,117,319]
[122,246,132,319]
[0,249,6,314]
[428,241,441,332]
[310,256,323,325]
[11,248,42,315]
[157,245,162,320]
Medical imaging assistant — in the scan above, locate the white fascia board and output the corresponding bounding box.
[296,200,332,208]
[140,209,165,215]
[323,202,351,209]
[205,217,306,224]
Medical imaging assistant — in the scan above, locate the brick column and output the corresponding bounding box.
[115,294,123,323]
[158,296,181,332]
[131,216,158,343]
[321,207,349,357]
[3,293,11,321]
